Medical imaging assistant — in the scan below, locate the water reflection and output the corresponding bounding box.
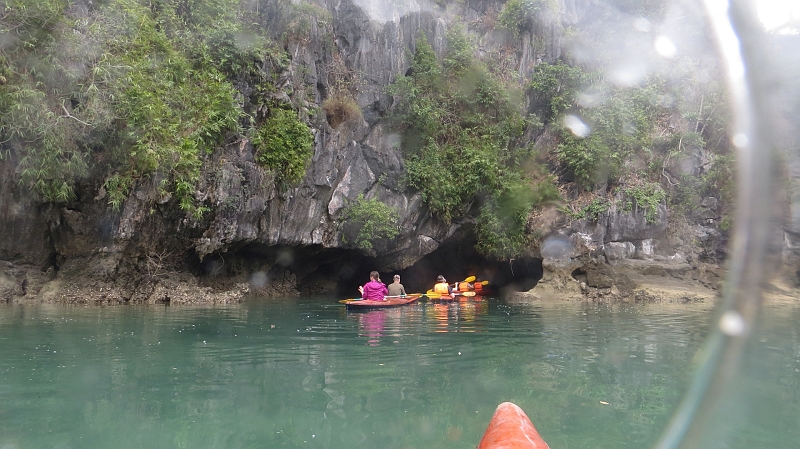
[1,299,797,449]
[425,299,489,334]
[348,299,491,345]
[428,303,451,333]
[357,309,387,346]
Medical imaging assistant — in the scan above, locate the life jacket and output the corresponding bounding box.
[474,282,483,292]
[458,282,471,292]
[433,282,450,294]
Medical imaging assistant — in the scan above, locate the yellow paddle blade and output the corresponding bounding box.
[463,276,476,283]
[425,291,442,298]
[480,280,489,285]
[460,291,476,297]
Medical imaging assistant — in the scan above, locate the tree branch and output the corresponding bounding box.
[61,101,92,126]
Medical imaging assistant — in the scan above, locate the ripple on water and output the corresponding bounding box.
[0,299,797,449]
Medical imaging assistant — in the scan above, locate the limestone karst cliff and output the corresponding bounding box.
[2,0,792,303]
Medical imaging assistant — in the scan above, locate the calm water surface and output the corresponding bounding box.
[1,297,798,448]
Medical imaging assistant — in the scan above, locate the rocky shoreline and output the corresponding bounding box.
[3,254,797,306]
[511,259,722,304]
[1,255,722,305]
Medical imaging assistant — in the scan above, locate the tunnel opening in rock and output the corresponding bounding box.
[391,238,544,295]
[193,243,376,297]
[192,237,544,298]
[571,267,587,284]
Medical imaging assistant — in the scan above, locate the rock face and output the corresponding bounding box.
[1,0,791,303]
[3,0,567,302]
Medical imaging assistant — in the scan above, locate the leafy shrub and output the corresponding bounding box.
[0,0,87,203]
[552,77,664,189]
[252,107,314,185]
[389,28,551,258]
[442,24,474,73]
[1,0,246,217]
[568,198,609,222]
[0,0,65,51]
[99,1,242,218]
[528,61,588,120]
[475,179,560,259]
[404,139,503,223]
[341,194,400,251]
[497,0,546,38]
[389,31,530,219]
[670,152,735,224]
[700,154,735,207]
[621,183,666,223]
[555,130,615,190]
[8,84,90,203]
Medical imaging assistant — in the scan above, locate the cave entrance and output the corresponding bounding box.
[196,240,543,298]
[388,238,543,295]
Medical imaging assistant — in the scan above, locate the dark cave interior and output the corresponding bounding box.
[198,238,543,298]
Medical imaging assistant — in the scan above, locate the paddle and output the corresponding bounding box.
[463,275,476,283]
[425,291,476,298]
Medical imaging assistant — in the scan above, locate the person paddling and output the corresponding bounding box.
[358,271,388,301]
[433,275,453,297]
[387,274,406,296]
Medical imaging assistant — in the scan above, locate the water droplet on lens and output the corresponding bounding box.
[654,35,677,58]
[633,17,651,32]
[250,271,268,288]
[719,310,746,336]
[564,115,590,137]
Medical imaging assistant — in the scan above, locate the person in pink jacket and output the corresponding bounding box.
[358,271,388,301]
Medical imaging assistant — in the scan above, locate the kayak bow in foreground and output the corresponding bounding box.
[477,402,550,449]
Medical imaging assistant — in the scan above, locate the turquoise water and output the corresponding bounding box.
[0,297,797,448]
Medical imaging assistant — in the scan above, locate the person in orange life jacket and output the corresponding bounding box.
[359,271,388,301]
[456,280,473,292]
[433,275,453,296]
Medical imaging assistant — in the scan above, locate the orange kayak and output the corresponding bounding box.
[477,402,550,449]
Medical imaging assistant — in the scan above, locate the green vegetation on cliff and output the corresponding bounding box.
[497,0,548,38]
[340,194,400,251]
[0,0,312,217]
[388,27,556,259]
[529,57,733,228]
[0,0,736,263]
[252,107,314,186]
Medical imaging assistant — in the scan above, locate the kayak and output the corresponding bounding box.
[425,290,475,300]
[477,402,549,449]
[342,294,422,309]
